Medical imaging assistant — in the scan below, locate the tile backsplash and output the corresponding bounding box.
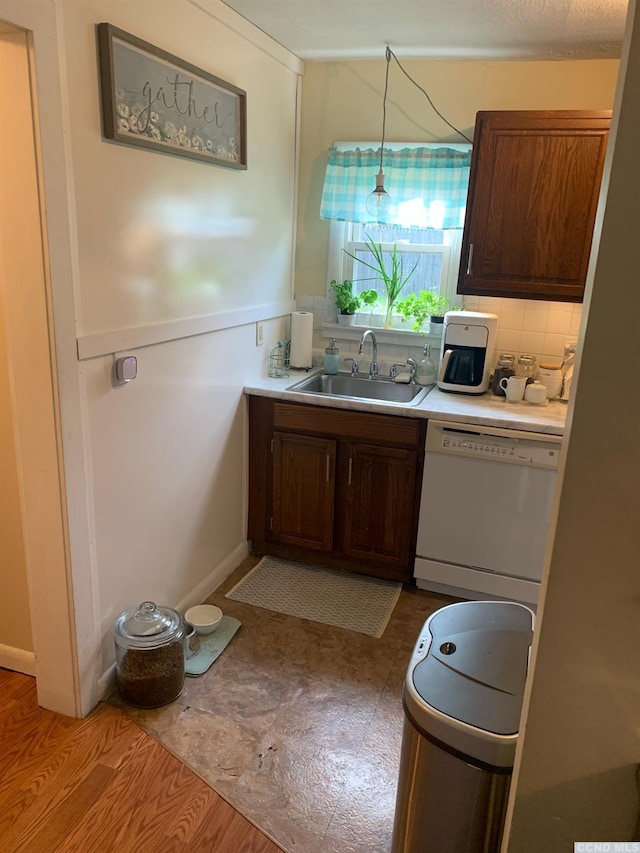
[294,293,582,375]
[464,295,582,364]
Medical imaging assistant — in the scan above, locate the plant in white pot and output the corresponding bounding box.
[330,279,377,325]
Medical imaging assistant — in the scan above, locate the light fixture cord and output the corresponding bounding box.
[387,46,473,146]
[378,45,391,175]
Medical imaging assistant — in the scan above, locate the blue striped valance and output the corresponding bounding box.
[320,145,472,229]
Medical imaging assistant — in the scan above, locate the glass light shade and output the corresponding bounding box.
[366,169,392,223]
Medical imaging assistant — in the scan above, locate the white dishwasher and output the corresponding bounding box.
[414,419,561,606]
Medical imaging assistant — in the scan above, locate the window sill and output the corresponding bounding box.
[322,321,442,346]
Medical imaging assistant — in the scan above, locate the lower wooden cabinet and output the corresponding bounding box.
[341,442,417,569]
[248,396,426,583]
[272,432,335,551]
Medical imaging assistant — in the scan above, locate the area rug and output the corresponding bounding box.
[225,556,401,638]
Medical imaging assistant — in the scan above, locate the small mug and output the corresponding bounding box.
[524,381,548,404]
[499,375,527,402]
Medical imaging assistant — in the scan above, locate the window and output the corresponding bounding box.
[341,223,458,301]
[327,220,463,325]
[322,142,471,327]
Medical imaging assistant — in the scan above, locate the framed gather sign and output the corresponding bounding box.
[96,23,247,169]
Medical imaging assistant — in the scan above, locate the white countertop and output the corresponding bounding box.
[244,369,567,435]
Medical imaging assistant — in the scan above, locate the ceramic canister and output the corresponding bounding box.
[536,362,563,399]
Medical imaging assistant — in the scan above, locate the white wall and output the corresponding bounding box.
[0,0,301,713]
[63,1,299,335]
[505,0,640,845]
[295,58,620,300]
[84,319,289,677]
[53,0,302,695]
[294,58,620,385]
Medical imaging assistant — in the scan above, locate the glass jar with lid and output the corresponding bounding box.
[516,353,537,384]
[491,353,515,396]
[114,600,186,708]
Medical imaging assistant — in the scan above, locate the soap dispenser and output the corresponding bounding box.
[417,344,436,386]
[324,338,339,375]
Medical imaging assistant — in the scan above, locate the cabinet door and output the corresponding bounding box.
[341,442,417,569]
[458,110,610,302]
[272,432,336,551]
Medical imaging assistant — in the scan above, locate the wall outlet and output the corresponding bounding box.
[256,321,264,346]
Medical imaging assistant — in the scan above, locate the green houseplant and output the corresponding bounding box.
[396,291,450,334]
[330,279,377,324]
[344,236,418,328]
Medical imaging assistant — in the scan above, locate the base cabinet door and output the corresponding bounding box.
[247,397,425,582]
[341,442,418,569]
[272,431,336,551]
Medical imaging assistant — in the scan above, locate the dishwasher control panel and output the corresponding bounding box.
[427,420,561,470]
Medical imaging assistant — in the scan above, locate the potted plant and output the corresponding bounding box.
[344,235,418,328]
[330,279,377,325]
[396,291,450,334]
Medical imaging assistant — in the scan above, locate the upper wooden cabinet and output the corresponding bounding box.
[457,110,611,303]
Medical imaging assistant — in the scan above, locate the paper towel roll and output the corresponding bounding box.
[290,311,313,368]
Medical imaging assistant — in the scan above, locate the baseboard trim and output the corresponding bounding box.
[0,644,36,676]
[98,663,117,704]
[176,541,250,615]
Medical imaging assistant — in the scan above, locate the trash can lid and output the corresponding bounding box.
[406,601,534,766]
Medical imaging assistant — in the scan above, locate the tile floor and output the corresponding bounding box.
[118,557,456,853]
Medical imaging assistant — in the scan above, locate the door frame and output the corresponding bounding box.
[0,0,98,717]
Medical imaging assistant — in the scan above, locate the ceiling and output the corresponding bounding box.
[221,0,627,61]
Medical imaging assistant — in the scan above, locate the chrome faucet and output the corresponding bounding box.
[343,356,359,376]
[390,358,418,383]
[406,357,418,383]
[358,330,378,379]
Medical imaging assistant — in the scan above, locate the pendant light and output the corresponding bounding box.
[366,46,392,224]
[364,47,473,224]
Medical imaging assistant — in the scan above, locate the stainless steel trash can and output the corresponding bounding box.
[391,600,534,853]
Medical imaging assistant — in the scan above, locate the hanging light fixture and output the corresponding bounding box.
[363,47,473,225]
[366,46,392,223]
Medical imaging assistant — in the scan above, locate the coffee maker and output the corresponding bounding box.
[437,311,498,394]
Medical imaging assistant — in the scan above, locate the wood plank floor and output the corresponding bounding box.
[0,669,284,853]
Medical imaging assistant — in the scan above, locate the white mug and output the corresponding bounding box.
[499,375,527,402]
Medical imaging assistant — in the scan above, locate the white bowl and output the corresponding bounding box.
[185,604,223,635]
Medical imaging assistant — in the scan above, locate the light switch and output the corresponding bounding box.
[113,355,137,386]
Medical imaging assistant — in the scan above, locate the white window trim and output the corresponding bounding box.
[321,319,443,346]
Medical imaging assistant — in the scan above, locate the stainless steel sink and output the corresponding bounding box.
[286,372,433,406]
